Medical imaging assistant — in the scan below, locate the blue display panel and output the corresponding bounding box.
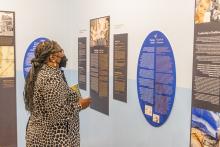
[23,37,48,78]
[137,31,176,127]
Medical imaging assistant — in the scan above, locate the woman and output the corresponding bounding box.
[24,40,91,146]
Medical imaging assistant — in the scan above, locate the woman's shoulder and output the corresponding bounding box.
[38,64,62,80]
[41,64,61,74]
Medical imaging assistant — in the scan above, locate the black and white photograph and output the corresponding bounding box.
[0,12,14,36]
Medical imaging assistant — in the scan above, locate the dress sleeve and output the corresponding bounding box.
[42,74,81,120]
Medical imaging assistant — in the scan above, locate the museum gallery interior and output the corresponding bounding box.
[1,0,220,146]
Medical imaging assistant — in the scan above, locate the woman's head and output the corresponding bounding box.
[32,40,64,68]
[24,40,65,112]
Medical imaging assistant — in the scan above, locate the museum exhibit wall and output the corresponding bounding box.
[0,0,73,146]
[69,0,195,147]
[0,0,195,146]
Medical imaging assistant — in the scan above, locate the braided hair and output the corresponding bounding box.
[24,40,62,112]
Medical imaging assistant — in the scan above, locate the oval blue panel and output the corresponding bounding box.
[23,37,48,78]
[137,31,176,127]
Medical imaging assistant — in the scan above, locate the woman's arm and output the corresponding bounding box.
[42,75,81,120]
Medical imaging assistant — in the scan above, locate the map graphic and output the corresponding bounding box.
[0,46,14,77]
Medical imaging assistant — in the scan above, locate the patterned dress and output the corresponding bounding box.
[26,64,81,147]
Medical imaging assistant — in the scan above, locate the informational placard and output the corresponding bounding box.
[113,33,128,102]
[23,37,48,78]
[90,16,110,115]
[0,11,17,147]
[137,31,176,127]
[78,37,87,90]
[191,0,220,146]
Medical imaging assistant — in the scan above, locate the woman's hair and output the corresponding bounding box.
[24,40,62,112]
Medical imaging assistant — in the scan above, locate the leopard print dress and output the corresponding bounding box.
[26,64,82,147]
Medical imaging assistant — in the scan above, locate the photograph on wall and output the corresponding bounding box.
[0,11,17,147]
[191,0,220,146]
[0,11,14,36]
[90,16,110,47]
[78,37,87,90]
[113,33,128,102]
[0,11,14,46]
[90,16,110,115]
[195,0,220,24]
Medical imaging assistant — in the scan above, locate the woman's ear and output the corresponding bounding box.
[49,54,55,62]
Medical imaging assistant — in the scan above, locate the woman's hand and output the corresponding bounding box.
[79,97,92,109]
